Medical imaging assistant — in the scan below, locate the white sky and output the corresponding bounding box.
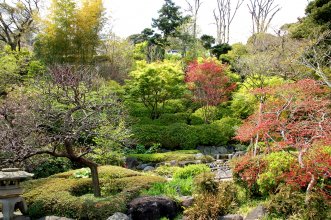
[105,0,309,44]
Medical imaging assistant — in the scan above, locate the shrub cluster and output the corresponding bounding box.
[132,117,240,149]
[23,166,166,219]
[184,181,238,220]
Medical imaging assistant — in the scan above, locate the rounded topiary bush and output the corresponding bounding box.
[23,166,166,219]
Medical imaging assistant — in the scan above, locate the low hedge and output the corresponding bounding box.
[132,117,241,149]
[128,150,199,163]
[23,166,166,219]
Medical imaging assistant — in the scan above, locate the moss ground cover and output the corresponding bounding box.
[22,166,166,219]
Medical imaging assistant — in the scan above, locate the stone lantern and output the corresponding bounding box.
[0,168,34,220]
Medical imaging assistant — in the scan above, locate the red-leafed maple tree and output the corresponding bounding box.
[186,59,236,123]
[235,79,331,202]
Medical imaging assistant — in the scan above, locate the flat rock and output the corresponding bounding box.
[106,212,130,220]
[38,217,73,220]
[245,205,267,220]
[219,214,244,220]
[125,157,140,169]
[143,166,155,172]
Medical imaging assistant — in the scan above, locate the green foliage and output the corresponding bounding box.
[173,164,210,179]
[211,43,232,59]
[257,152,295,195]
[73,168,91,179]
[193,172,218,193]
[126,60,186,119]
[23,166,165,219]
[31,157,73,179]
[200,35,216,50]
[201,117,241,146]
[0,48,32,95]
[267,186,330,220]
[132,116,240,149]
[153,165,181,177]
[128,150,199,163]
[192,106,219,122]
[88,150,125,166]
[152,0,188,41]
[27,60,46,77]
[35,0,105,63]
[142,177,193,198]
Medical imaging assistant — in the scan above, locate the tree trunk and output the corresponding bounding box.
[78,157,101,197]
[89,163,101,197]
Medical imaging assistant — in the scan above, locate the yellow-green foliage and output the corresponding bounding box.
[257,152,295,195]
[153,165,182,177]
[128,150,199,163]
[173,164,210,179]
[23,166,165,219]
[184,181,237,220]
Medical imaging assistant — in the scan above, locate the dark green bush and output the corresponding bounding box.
[157,113,190,125]
[133,118,240,149]
[31,157,73,178]
[161,123,199,149]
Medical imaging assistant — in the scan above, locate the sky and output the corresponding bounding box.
[105,0,309,44]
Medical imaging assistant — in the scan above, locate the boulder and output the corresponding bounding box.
[245,205,267,220]
[136,164,150,170]
[180,196,194,208]
[216,147,228,154]
[125,157,140,169]
[128,196,180,220]
[233,151,246,158]
[106,212,130,220]
[195,153,204,159]
[38,217,73,220]
[143,166,155,172]
[219,214,244,220]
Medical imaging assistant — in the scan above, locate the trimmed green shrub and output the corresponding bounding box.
[161,123,199,149]
[133,118,240,149]
[157,113,190,125]
[23,166,165,219]
[173,164,210,179]
[128,150,199,163]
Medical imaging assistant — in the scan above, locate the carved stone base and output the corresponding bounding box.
[0,197,27,220]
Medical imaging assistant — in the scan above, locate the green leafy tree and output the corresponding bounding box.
[200,35,216,50]
[152,0,189,43]
[126,60,185,119]
[35,0,104,63]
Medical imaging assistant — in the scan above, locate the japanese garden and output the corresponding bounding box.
[0,0,330,219]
